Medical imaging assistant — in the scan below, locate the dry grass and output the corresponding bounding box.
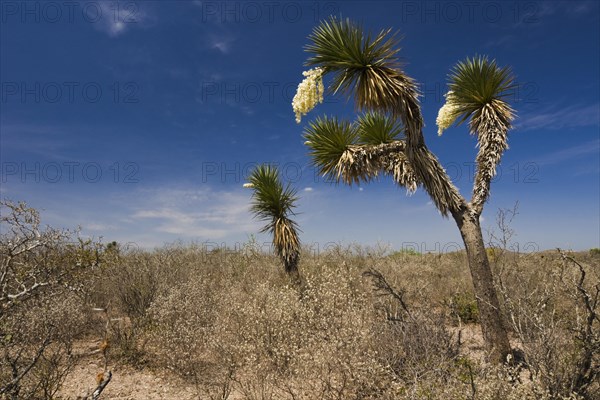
[2,202,598,399]
[87,244,597,400]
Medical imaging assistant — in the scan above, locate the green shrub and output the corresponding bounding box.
[448,291,480,324]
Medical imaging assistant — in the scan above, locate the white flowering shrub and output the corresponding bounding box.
[138,245,598,399]
[4,203,594,399]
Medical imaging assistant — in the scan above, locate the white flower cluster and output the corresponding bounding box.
[243,183,254,188]
[292,67,324,124]
[436,91,459,136]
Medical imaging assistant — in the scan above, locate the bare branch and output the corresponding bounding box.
[6,281,50,302]
[558,250,600,394]
[0,337,51,395]
[92,371,112,400]
[363,268,412,321]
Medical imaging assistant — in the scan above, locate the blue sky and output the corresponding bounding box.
[1,0,599,251]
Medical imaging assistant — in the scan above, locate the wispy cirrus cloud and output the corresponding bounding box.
[202,29,236,54]
[190,2,236,54]
[483,34,516,49]
[210,38,233,54]
[533,139,600,166]
[26,185,261,247]
[92,1,153,37]
[515,103,599,132]
[85,222,118,231]
[131,186,258,239]
[536,0,598,17]
[0,122,76,160]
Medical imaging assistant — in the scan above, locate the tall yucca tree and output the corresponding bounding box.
[245,165,301,276]
[296,17,516,363]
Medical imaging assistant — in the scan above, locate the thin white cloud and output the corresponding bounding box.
[211,40,231,54]
[484,35,516,49]
[85,222,118,231]
[195,17,236,54]
[537,1,597,17]
[515,103,599,132]
[205,32,236,54]
[510,0,596,28]
[533,139,600,166]
[303,187,314,192]
[92,1,151,37]
[0,123,74,160]
[131,187,258,239]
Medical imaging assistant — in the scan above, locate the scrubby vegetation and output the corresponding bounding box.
[1,200,598,399]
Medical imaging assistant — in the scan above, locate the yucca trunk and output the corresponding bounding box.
[279,243,300,276]
[300,18,516,363]
[453,209,511,363]
[284,254,300,282]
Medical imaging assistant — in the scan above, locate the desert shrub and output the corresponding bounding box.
[389,248,422,258]
[1,293,90,399]
[424,362,585,400]
[364,268,461,388]
[372,308,459,382]
[448,291,480,324]
[3,200,596,399]
[147,277,221,376]
[497,252,599,399]
[92,235,597,400]
[0,200,95,398]
[100,249,162,320]
[145,254,407,399]
[95,242,220,361]
[488,206,599,399]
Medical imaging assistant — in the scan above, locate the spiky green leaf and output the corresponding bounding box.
[247,165,298,230]
[305,17,401,76]
[356,111,403,145]
[447,55,516,128]
[246,165,301,273]
[303,116,358,181]
[304,16,421,120]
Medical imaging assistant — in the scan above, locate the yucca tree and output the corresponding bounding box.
[245,165,301,276]
[294,17,516,363]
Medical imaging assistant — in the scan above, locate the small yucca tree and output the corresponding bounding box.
[294,17,516,363]
[245,165,301,276]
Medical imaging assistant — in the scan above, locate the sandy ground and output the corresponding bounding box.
[58,341,198,399]
[59,325,486,399]
[60,363,199,399]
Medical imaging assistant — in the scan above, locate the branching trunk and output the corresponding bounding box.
[403,98,511,364]
[405,118,510,362]
[453,209,511,363]
[302,18,519,364]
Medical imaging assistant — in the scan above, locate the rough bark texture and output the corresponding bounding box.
[453,209,512,363]
[283,252,300,276]
[397,89,511,363]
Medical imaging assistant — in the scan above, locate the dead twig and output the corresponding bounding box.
[363,268,412,321]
